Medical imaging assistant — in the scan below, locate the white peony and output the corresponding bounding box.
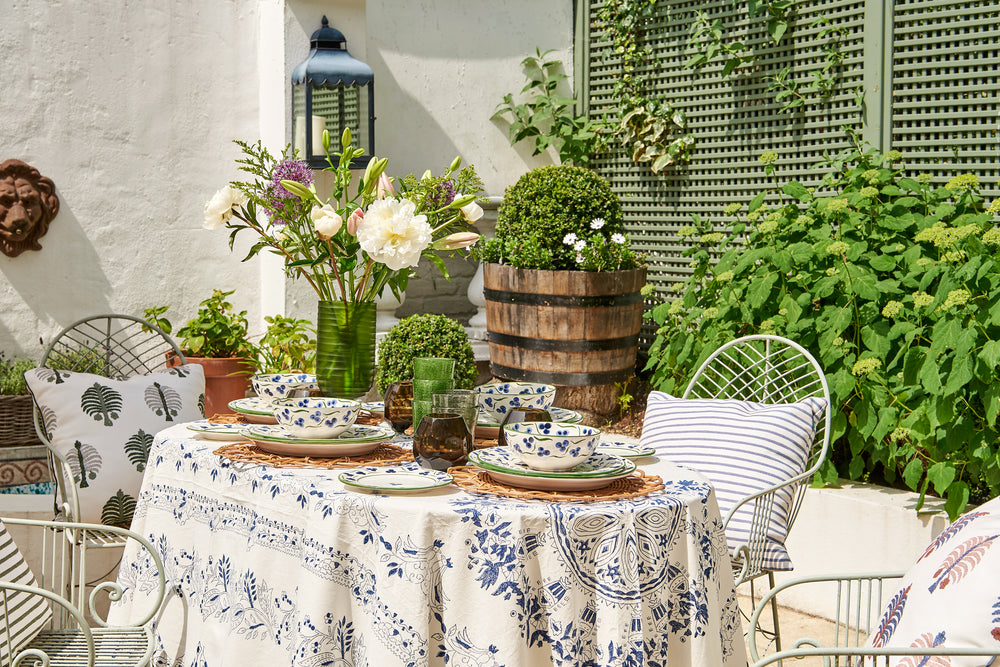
[203,186,246,230]
[311,204,343,240]
[356,198,432,270]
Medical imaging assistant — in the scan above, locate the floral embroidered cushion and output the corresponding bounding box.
[0,518,52,665]
[24,364,205,525]
[864,494,1000,663]
[638,391,827,571]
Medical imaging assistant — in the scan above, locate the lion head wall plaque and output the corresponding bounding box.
[0,159,60,257]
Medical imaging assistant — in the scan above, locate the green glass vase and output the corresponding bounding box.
[316,300,377,399]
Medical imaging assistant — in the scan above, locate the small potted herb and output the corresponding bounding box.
[145,289,257,417]
[255,314,316,374]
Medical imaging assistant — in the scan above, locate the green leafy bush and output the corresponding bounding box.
[145,289,256,359]
[0,354,35,395]
[475,165,640,271]
[646,136,1000,519]
[255,314,315,373]
[376,314,477,394]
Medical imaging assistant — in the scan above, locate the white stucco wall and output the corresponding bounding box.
[0,0,571,359]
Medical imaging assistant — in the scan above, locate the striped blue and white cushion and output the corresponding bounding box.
[0,519,52,666]
[639,391,826,571]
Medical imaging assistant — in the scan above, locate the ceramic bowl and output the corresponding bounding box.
[475,382,557,423]
[251,373,319,406]
[270,396,361,439]
[502,421,602,472]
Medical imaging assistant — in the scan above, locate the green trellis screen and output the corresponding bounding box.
[578,0,1000,348]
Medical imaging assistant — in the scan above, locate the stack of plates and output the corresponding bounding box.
[475,406,583,439]
[229,397,278,424]
[241,423,394,457]
[467,446,636,491]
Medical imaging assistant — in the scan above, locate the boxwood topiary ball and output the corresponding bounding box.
[495,165,623,269]
[376,314,478,394]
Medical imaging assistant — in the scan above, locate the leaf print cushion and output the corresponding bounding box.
[24,364,205,526]
[864,493,1000,665]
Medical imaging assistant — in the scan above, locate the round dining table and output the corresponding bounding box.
[110,423,747,666]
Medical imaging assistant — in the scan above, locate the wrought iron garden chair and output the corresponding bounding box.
[682,334,832,652]
[747,571,1000,666]
[31,314,184,546]
[0,516,165,666]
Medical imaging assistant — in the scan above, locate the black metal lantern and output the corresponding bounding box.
[291,16,375,169]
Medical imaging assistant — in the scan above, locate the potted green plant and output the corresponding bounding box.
[254,314,316,374]
[145,289,257,417]
[375,314,478,394]
[0,353,40,448]
[473,165,647,416]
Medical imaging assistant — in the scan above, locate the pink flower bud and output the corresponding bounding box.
[433,232,480,251]
[347,207,364,235]
[376,173,395,199]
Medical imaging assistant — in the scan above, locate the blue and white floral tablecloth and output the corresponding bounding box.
[110,424,746,667]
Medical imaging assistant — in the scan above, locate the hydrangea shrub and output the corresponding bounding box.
[646,136,1000,519]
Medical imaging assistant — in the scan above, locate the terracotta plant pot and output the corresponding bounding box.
[168,355,254,417]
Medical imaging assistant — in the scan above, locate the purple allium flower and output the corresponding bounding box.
[426,179,456,210]
[265,159,313,215]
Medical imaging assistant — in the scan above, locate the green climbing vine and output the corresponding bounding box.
[594,0,695,174]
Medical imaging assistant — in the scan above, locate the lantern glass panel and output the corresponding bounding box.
[292,82,368,160]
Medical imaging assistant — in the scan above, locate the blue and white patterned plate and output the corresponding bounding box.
[243,423,393,444]
[596,440,656,459]
[468,447,634,479]
[229,397,272,415]
[339,465,453,494]
[476,406,583,427]
[362,401,385,415]
[186,420,249,441]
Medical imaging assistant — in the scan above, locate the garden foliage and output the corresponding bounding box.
[646,137,1000,519]
[375,314,477,394]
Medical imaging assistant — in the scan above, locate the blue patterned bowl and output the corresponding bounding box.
[475,382,556,424]
[270,396,360,439]
[251,373,319,406]
[502,421,601,471]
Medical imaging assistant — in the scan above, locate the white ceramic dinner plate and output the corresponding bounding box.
[596,440,656,459]
[468,447,634,479]
[361,401,384,415]
[480,466,635,492]
[339,465,453,494]
[241,423,391,457]
[228,397,278,424]
[186,420,249,441]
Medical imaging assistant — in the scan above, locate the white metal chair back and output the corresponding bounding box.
[32,314,183,526]
[682,334,831,575]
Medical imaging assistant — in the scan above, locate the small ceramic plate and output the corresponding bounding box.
[596,440,656,459]
[481,466,635,492]
[362,401,385,415]
[186,420,249,441]
[243,423,394,444]
[229,397,278,424]
[339,465,453,494]
[468,447,634,479]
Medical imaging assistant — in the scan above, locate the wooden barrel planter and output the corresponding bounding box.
[483,264,646,413]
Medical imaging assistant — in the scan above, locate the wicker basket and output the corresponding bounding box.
[0,394,41,447]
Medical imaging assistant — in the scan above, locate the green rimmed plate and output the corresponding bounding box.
[339,465,453,494]
[468,447,634,479]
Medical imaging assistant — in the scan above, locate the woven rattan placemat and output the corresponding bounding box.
[213,442,413,469]
[448,466,665,503]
